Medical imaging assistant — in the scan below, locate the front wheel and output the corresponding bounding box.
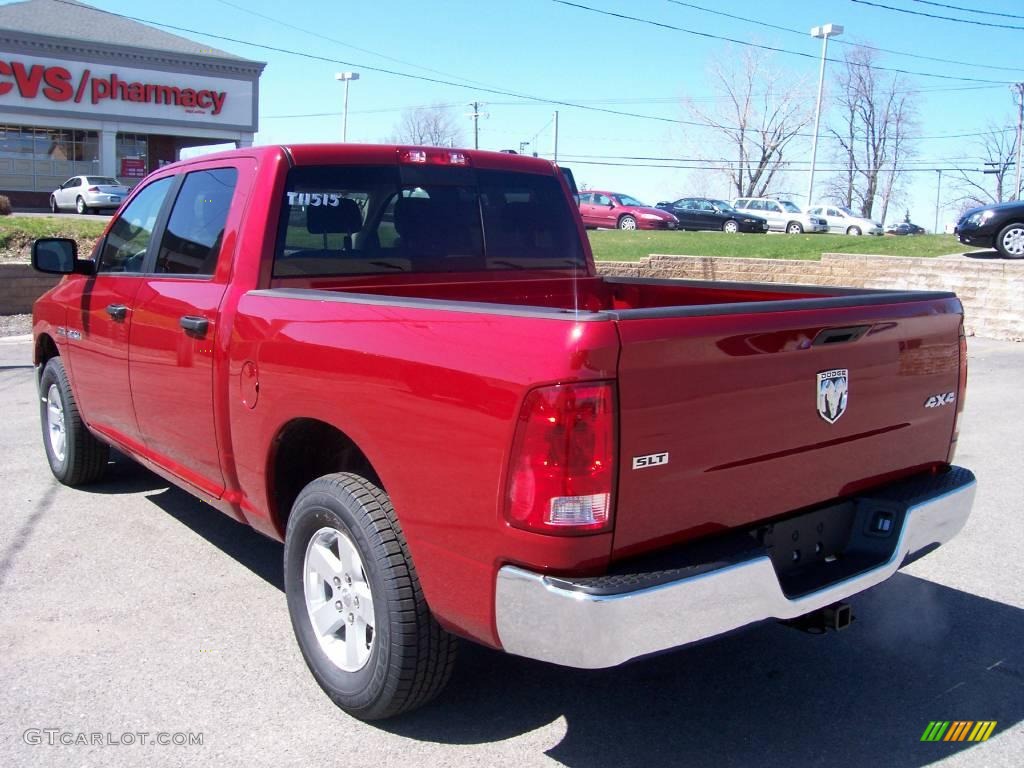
[39,357,109,485]
[847,225,862,236]
[786,221,804,235]
[618,215,637,231]
[76,196,88,215]
[284,473,457,720]
[995,222,1024,258]
[722,219,739,233]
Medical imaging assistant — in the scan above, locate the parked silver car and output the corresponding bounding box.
[49,176,131,215]
[808,204,883,236]
[732,197,828,234]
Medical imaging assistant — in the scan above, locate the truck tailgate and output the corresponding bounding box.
[611,297,963,559]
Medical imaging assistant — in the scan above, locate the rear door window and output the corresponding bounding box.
[154,168,238,275]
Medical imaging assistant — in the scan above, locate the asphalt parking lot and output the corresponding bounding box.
[0,333,1021,768]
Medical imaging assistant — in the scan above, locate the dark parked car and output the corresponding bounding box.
[955,201,1024,258]
[885,222,926,236]
[578,191,678,230]
[656,198,768,233]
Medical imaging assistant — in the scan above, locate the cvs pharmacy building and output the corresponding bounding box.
[0,0,264,206]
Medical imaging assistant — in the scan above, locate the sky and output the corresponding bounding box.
[42,0,1024,229]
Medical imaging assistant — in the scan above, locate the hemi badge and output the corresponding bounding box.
[633,452,669,470]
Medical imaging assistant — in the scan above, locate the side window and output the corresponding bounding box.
[155,168,238,275]
[735,199,749,209]
[61,177,78,189]
[595,194,610,206]
[97,177,174,273]
[579,193,593,205]
[769,203,782,212]
[808,207,821,215]
[747,200,763,211]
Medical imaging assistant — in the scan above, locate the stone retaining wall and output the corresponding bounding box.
[0,263,59,316]
[597,253,1024,341]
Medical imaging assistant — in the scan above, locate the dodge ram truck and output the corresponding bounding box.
[31,144,976,720]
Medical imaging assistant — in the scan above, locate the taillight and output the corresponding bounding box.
[505,382,616,535]
[87,186,100,192]
[948,322,968,463]
[398,148,471,166]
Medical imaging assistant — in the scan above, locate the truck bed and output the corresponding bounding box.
[251,273,962,562]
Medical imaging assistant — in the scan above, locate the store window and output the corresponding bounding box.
[0,125,99,191]
[116,133,149,181]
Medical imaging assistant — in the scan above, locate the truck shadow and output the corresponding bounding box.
[125,463,1021,768]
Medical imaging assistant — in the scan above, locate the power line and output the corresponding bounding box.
[911,0,1024,20]
[557,152,984,167]
[850,0,1024,30]
[210,0,502,91]
[666,0,1024,74]
[48,0,1016,144]
[551,1,1012,83]
[561,158,998,173]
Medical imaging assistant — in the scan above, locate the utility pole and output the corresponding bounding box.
[552,111,559,163]
[1014,83,1024,201]
[934,169,942,234]
[335,72,360,142]
[466,102,488,150]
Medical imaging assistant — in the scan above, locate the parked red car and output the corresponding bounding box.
[578,190,678,230]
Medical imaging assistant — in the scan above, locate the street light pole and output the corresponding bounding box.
[1013,82,1024,201]
[335,72,360,142]
[807,23,843,207]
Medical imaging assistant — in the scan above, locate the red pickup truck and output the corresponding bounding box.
[31,144,976,720]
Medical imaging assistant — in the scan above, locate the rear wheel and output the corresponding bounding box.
[49,196,59,214]
[39,357,109,486]
[846,225,862,236]
[995,222,1024,258]
[76,196,88,215]
[284,473,457,720]
[722,219,739,233]
[786,221,804,235]
[618,215,637,231]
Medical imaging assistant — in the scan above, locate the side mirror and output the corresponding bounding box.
[32,238,94,275]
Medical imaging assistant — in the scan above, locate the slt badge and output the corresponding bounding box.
[817,369,849,424]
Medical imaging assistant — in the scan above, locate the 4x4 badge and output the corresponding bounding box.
[817,369,849,424]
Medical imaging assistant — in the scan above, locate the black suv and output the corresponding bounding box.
[956,201,1024,258]
[656,198,768,233]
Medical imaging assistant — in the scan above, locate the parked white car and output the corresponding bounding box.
[732,197,828,234]
[50,176,131,215]
[808,204,883,236]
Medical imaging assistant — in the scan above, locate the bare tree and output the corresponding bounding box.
[389,103,465,147]
[684,49,813,199]
[949,122,1018,207]
[825,46,918,222]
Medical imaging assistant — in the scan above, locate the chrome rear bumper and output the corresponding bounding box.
[495,468,976,669]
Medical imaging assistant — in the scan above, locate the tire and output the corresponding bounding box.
[722,219,739,233]
[846,226,862,236]
[284,473,457,720]
[76,196,88,215]
[618,215,637,231]
[49,196,59,214]
[786,221,804,235]
[994,222,1024,259]
[39,357,109,486]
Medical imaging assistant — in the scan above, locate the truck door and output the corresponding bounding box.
[129,164,247,498]
[65,176,175,448]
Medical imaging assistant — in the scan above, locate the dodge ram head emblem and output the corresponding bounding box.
[816,369,849,424]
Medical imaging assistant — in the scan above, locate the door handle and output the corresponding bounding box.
[105,304,128,321]
[179,315,209,336]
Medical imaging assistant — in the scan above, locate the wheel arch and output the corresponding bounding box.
[267,417,382,538]
[35,332,60,367]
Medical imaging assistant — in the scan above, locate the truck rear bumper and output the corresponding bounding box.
[495,467,976,669]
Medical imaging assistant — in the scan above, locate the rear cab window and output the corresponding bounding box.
[274,165,584,277]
